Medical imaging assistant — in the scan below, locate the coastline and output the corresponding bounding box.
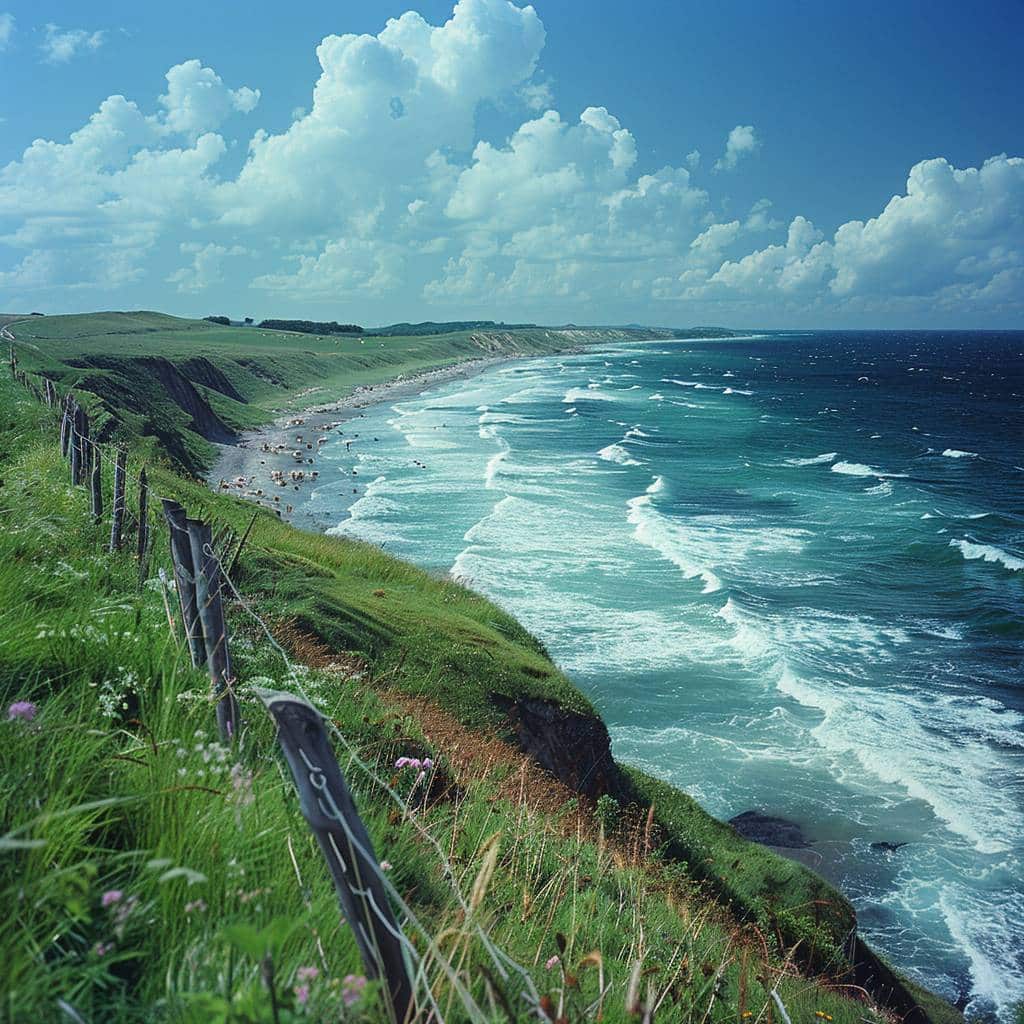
[207,354,520,527]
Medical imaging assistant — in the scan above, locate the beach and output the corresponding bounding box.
[207,355,514,527]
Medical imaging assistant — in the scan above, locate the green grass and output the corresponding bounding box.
[7,312,672,475]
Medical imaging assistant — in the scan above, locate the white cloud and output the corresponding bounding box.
[159,60,260,139]
[691,154,1024,315]
[829,155,1024,300]
[0,1,1021,324]
[714,124,760,171]
[41,24,105,64]
[0,12,14,51]
[167,242,248,293]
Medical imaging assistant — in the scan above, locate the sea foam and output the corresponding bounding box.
[626,481,722,593]
[785,452,838,466]
[598,443,642,467]
[950,539,1024,572]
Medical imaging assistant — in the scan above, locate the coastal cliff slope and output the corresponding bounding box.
[0,313,962,1022]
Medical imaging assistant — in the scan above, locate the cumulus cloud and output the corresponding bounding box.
[693,155,1024,314]
[41,24,105,64]
[714,124,759,171]
[159,60,260,139]
[167,242,248,293]
[0,12,14,51]
[0,0,1021,324]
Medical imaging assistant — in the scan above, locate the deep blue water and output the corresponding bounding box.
[305,331,1024,1018]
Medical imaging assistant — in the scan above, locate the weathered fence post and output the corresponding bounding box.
[109,449,127,552]
[60,395,72,459]
[74,408,91,486]
[68,402,84,485]
[255,689,414,1024]
[161,500,205,667]
[186,518,241,742]
[137,467,149,576]
[91,446,104,523]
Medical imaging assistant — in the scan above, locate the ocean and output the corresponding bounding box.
[302,331,1024,1019]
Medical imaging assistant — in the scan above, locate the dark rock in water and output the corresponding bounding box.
[729,809,809,848]
[871,841,909,853]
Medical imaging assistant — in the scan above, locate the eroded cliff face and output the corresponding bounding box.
[491,694,629,801]
[62,354,239,472]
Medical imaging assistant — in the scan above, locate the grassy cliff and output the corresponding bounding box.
[7,312,675,474]
[0,315,958,1022]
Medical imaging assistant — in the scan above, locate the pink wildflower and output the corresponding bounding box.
[101,890,123,907]
[379,860,393,872]
[94,941,114,957]
[342,974,367,1007]
[7,701,37,722]
[297,965,319,982]
[422,757,434,771]
[294,984,310,1006]
[545,955,560,970]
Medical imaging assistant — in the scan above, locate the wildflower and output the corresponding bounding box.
[422,758,434,771]
[294,984,310,1006]
[545,955,560,970]
[394,756,423,770]
[342,974,367,1007]
[379,860,393,872]
[101,890,123,907]
[184,899,207,914]
[94,941,114,957]
[7,701,37,722]
[297,966,319,982]
[230,763,255,807]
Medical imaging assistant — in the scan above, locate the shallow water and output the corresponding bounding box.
[305,331,1024,1018]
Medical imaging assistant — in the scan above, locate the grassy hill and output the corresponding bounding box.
[0,314,960,1023]
[6,311,675,474]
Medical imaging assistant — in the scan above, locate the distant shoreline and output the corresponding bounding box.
[207,354,521,527]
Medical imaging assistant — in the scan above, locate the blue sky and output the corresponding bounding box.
[1,0,1022,327]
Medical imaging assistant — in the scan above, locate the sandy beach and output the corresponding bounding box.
[207,355,513,528]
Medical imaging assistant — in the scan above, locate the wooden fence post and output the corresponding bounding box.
[60,395,72,459]
[91,446,104,523]
[161,500,206,667]
[69,403,82,484]
[186,518,241,742]
[137,467,149,578]
[109,450,127,552]
[75,408,91,486]
[256,688,414,1024]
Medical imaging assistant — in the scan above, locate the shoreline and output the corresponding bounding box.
[207,354,523,528]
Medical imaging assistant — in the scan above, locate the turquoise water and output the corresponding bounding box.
[305,332,1024,1018]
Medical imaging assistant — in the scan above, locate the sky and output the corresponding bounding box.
[0,0,1022,329]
